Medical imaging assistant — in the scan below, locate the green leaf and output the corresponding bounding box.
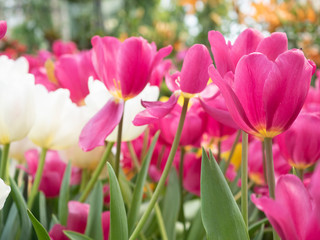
[249,218,268,236]
[85,181,103,240]
[0,204,19,240]
[39,192,47,230]
[63,231,94,240]
[186,210,205,240]
[253,224,265,240]
[9,178,31,240]
[59,162,71,226]
[127,131,160,233]
[107,162,128,240]
[200,149,249,240]
[162,170,180,240]
[27,209,51,240]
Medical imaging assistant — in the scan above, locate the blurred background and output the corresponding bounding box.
[1,0,320,65]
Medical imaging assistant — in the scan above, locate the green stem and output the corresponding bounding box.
[127,141,140,171]
[129,97,190,240]
[115,112,124,179]
[0,144,10,181]
[262,140,268,185]
[28,148,48,208]
[80,169,89,192]
[179,147,186,236]
[224,130,241,175]
[141,127,150,160]
[264,137,280,240]
[297,168,304,181]
[79,142,114,202]
[217,139,221,162]
[241,131,248,228]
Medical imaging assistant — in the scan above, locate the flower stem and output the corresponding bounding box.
[79,141,114,202]
[129,97,190,240]
[28,148,48,208]
[224,130,241,175]
[241,131,248,228]
[179,147,186,236]
[115,112,124,179]
[0,144,10,181]
[261,140,268,184]
[264,137,280,240]
[297,169,304,181]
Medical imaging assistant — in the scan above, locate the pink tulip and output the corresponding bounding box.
[52,40,78,58]
[0,21,7,39]
[25,149,80,198]
[49,201,110,240]
[209,48,314,139]
[248,139,290,185]
[276,113,320,169]
[55,50,98,104]
[251,164,320,240]
[149,59,171,87]
[133,44,212,126]
[79,36,172,151]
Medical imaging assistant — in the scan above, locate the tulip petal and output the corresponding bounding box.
[133,93,179,126]
[263,49,313,131]
[230,28,264,66]
[208,30,234,77]
[165,72,181,92]
[0,21,7,39]
[150,45,173,71]
[209,65,255,134]
[234,53,275,132]
[256,32,288,61]
[91,36,121,92]
[79,98,124,151]
[180,44,212,94]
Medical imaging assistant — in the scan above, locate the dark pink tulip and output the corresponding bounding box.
[248,139,290,185]
[52,40,78,58]
[0,21,7,39]
[55,50,98,104]
[276,113,320,169]
[149,59,171,87]
[133,44,212,126]
[25,149,80,197]
[49,201,110,240]
[209,49,314,139]
[252,164,320,240]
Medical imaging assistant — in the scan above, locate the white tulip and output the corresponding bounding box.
[28,85,84,150]
[0,178,10,210]
[85,78,159,142]
[0,56,35,144]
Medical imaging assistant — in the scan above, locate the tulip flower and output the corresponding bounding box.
[28,86,85,150]
[52,40,78,58]
[276,113,320,170]
[0,178,10,210]
[133,44,212,126]
[251,163,320,240]
[54,50,98,105]
[49,201,110,240]
[79,36,172,152]
[0,21,7,39]
[25,149,81,198]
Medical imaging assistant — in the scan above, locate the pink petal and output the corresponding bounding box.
[180,44,212,94]
[133,93,179,126]
[0,21,7,39]
[208,30,235,77]
[256,32,288,61]
[102,211,110,240]
[165,72,181,92]
[230,28,264,66]
[49,224,68,240]
[91,36,121,93]
[67,201,90,233]
[150,45,173,72]
[118,37,153,98]
[263,49,313,132]
[79,98,124,151]
[234,53,275,132]
[208,65,255,134]
[309,163,320,205]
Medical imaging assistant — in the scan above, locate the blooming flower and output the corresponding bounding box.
[252,163,320,240]
[0,56,35,144]
[52,40,78,59]
[133,44,212,126]
[276,113,320,169]
[208,49,314,139]
[0,178,10,210]
[79,36,172,151]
